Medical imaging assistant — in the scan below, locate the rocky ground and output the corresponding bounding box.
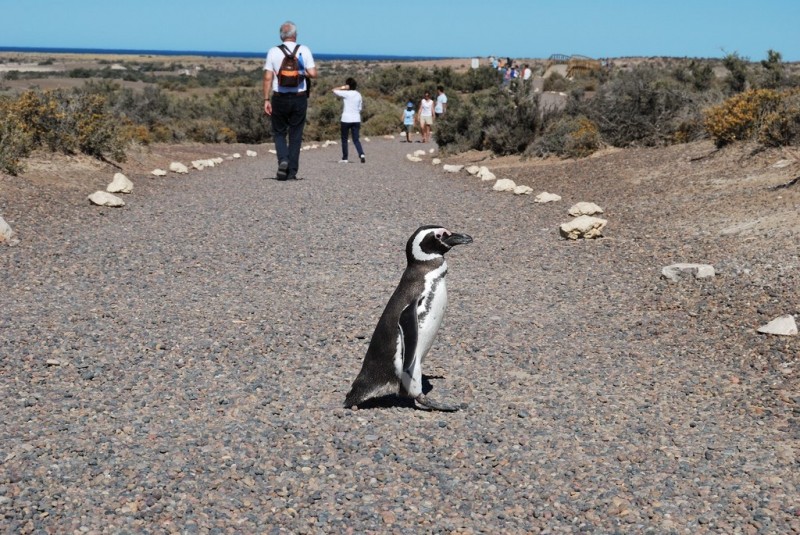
[1,137,798,533]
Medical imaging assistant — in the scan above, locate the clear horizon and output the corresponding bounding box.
[2,0,798,62]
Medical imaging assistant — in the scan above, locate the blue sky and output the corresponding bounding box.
[1,0,798,61]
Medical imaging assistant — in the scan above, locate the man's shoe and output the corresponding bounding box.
[276,160,289,180]
[360,154,366,163]
[339,159,349,164]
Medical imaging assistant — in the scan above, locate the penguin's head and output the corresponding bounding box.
[406,225,473,263]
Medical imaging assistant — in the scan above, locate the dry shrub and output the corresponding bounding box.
[584,66,705,147]
[527,115,600,158]
[0,98,34,175]
[704,89,784,146]
[2,89,126,167]
[758,90,800,147]
[185,119,238,143]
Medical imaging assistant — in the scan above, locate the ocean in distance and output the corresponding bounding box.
[0,46,453,62]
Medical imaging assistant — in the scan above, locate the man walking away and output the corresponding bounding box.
[263,21,318,180]
[435,85,447,118]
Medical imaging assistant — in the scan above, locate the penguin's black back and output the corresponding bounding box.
[344,261,437,407]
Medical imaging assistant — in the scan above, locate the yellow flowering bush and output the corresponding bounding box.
[704,89,783,147]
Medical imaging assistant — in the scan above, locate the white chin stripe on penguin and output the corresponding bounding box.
[411,228,449,262]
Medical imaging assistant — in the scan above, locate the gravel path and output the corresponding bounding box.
[1,139,798,533]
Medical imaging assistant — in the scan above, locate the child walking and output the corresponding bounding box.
[401,101,416,143]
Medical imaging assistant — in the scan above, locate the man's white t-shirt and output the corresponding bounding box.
[264,41,315,93]
[333,89,363,123]
[435,93,447,114]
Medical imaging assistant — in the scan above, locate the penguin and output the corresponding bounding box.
[345,225,473,411]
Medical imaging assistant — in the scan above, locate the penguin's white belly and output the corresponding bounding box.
[399,262,448,398]
[416,263,449,361]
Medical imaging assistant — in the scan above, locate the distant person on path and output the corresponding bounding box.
[435,85,447,118]
[263,20,317,180]
[522,64,532,81]
[401,101,416,143]
[332,77,365,163]
[418,91,434,143]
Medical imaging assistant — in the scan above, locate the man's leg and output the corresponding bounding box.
[286,97,308,178]
[270,95,290,178]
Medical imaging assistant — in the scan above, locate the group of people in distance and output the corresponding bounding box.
[491,56,532,86]
[263,19,448,180]
[402,86,447,143]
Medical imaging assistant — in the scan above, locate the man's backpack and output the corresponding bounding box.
[277,44,303,88]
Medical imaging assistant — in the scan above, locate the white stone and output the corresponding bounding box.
[413,149,427,157]
[432,158,442,165]
[268,149,277,154]
[212,157,223,164]
[661,263,716,282]
[191,160,206,170]
[151,169,167,177]
[107,172,133,194]
[406,154,423,162]
[246,150,258,157]
[569,201,604,217]
[478,166,496,181]
[364,137,371,142]
[773,159,794,168]
[534,192,562,203]
[442,164,464,173]
[232,153,241,159]
[493,178,517,192]
[383,135,396,140]
[513,185,534,195]
[757,315,798,336]
[466,165,481,175]
[429,148,435,154]
[559,215,607,239]
[88,191,125,207]
[169,162,189,174]
[0,215,17,245]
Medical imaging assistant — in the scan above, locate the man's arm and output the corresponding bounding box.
[263,70,274,115]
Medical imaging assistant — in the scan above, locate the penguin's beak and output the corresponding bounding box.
[443,233,473,247]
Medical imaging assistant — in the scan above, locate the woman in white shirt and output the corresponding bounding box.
[418,91,434,143]
[332,78,366,163]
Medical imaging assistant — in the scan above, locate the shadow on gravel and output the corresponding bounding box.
[348,375,448,411]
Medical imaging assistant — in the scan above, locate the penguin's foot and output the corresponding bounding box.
[414,394,460,412]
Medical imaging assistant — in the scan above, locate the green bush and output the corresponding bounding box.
[723,52,750,94]
[435,92,492,153]
[581,66,709,147]
[210,88,271,143]
[483,86,541,155]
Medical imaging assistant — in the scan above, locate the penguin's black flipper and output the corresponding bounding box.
[414,394,460,412]
[398,302,418,373]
